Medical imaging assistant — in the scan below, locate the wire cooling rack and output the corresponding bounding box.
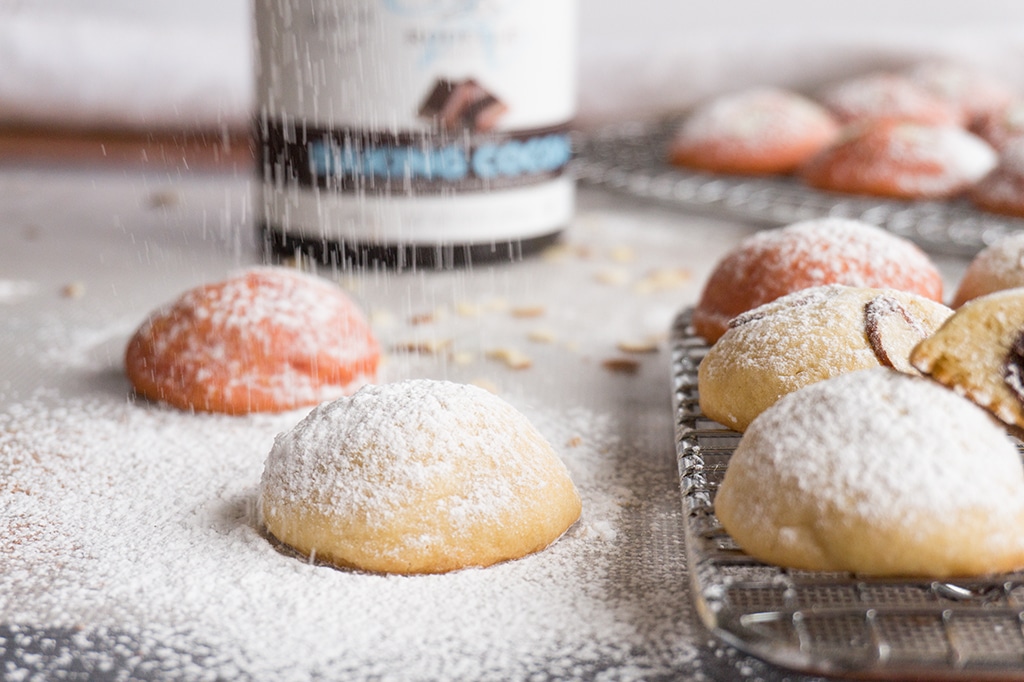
[670,307,1024,680]
[574,121,1024,257]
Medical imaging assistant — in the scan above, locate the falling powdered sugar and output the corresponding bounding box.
[0,383,696,679]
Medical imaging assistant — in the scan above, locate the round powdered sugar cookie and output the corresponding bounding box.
[903,60,1016,127]
[125,267,379,414]
[952,228,1024,307]
[800,120,997,200]
[692,218,944,344]
[817,72,964,127]
[698,284,952,432]
[973,99,1024,150]
[715,367,1024,578]
[259,379,582,575]
[667,87,840,176]
[970,138,1024,220]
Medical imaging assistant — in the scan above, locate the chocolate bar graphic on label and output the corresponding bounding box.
[419,78,509,132]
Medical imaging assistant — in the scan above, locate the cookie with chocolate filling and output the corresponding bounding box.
[698,284,952,432]
[911,287,1024,434]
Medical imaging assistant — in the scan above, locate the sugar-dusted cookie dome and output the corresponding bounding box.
[259,380,582,575]
[698,284,951,432]
[952,229,1024,307]
[667,87,840,176]
[125,267,379,414]
[692,218,944,344]
[800,120,997,200]
[715,368,1024,578]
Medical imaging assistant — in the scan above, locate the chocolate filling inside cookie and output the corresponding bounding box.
[1003,329,1024,403]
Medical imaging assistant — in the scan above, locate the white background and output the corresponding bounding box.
[1,0,1024,130]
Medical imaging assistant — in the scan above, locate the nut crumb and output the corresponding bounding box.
[511,305,545,318]
[602,358,641,374]
[486,347,533,370]
[470,378,500,394]
[409,308,448,325]
[566,436,583,448]
[61,282,86,299]
[616,337,661,354]
[541,244,573,262]
[369,309,397,328]
[452,351,476,366]
[483,297,509,313]
[609,246,636,263]
[147,190,179,209]
[392,338,453,354]
[594,268,630,286]
[632,268,691,295]
[527,329,557,344]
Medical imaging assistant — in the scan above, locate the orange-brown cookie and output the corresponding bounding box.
[125,267,379,414]
[818,72,965,127]
[953,230,1024,308]
[970,138,1024,219]
[715,367,1024,578]
[667,87,840,175]
[692,218,944,344]
[973,100,1024,150]
[903,60,1016,128]
[800,120,997,200]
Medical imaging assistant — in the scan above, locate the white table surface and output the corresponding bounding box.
[0,163,971,680]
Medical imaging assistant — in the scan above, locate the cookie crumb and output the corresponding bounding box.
[511,305,545,318]
[616,337,661,354]
[594,268,630,286]
[487,347,533,370]
[602,358,641,374]
[528,329,558,344]
[632,268,692,294]
[393,338,453,354]
[61,281,86,299]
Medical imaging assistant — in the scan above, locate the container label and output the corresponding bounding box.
[258,120,572,194]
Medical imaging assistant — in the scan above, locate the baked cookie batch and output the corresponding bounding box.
[117,59,1024,582]
[696,219,1024,579]
[124,267,581,575]
[668,59,1024,215]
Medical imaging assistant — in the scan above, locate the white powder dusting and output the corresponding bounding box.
[884,123,997,195]
[0,280,38,304]
[819,72,960,125]
[717,218,940,306]
[675,86,835,152]
[735,368,1024,527]
[0,385,698,679]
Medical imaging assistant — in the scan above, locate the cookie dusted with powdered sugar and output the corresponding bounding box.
[698,284,952,432]
[125,267,379,414]
[667,87,840,176]
[817,72,964,127]
[970,138,1024,220]
[259,379,582,575]
[800,120,997,200]
[952,229,1024,307]
[692,218,944,344]
[715,368,1024,578]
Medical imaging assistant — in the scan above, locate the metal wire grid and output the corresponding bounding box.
[573,121,1024,257]
[670,308,1024,680]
